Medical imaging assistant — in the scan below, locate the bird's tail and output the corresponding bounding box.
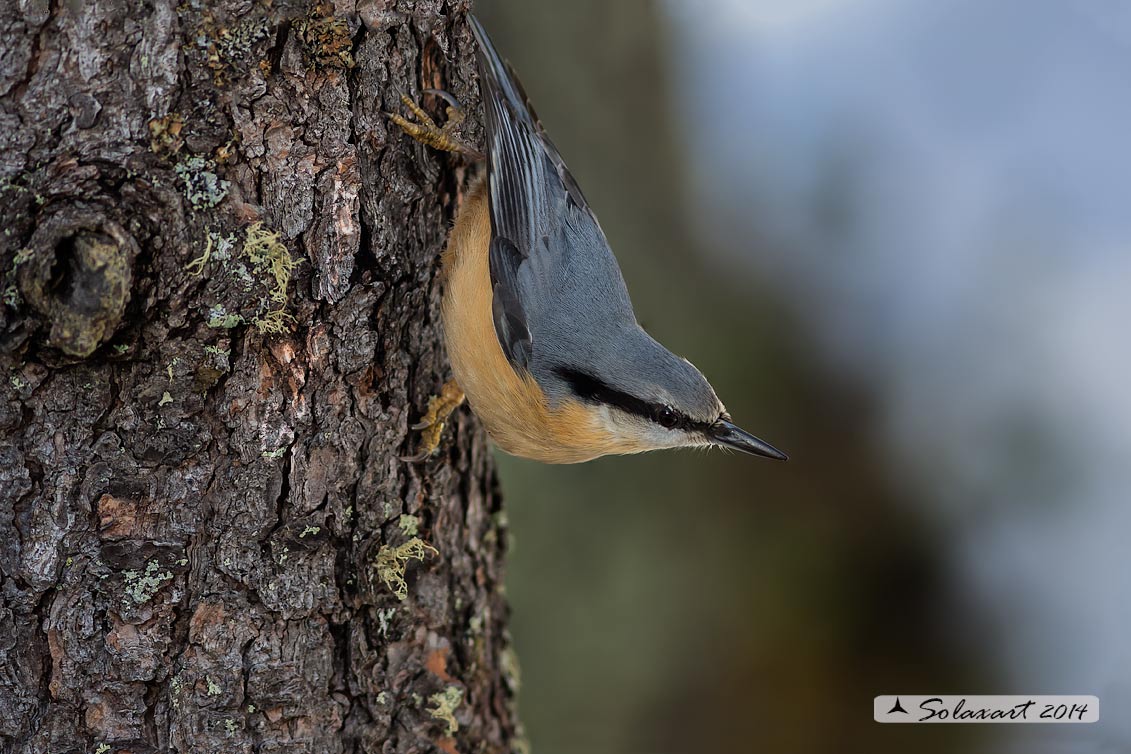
[468,15,542,135]
[467,15,590,215]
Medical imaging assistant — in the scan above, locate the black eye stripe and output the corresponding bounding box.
[554,367,710,432]
[554,367,650,417]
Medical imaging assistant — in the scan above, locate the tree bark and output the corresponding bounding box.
[0,1,518,752]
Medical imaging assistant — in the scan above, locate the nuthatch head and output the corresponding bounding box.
[421,17,787,464]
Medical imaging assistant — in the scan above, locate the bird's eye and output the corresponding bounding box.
[656,406,679,429]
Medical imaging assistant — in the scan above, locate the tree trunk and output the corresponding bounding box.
[0,1,519,752]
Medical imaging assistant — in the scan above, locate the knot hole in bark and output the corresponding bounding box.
[19,209,138,357]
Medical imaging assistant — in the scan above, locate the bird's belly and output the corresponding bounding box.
[439,181,616,463]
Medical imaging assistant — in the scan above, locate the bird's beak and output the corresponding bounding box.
[708,419,788,460]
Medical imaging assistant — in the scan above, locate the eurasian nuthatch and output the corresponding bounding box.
[392,16,786,464]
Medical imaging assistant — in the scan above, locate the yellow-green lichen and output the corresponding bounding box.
[186,229,236,277]
[184,232,214,276]
[299,525,320,538]
[206,677,222,696]
[123,560,173,604]
[427,686,462,735]
[206,304,243,329]
[194,223,300,335]
[242,222,301,332]
[3,247,34,308]
[251,308,293,334]
[397,514,419,537]
[94,744,111,754]
[374,538,437,601]
[158,391,173,406]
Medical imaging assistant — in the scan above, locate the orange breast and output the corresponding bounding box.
[440,179,630,463]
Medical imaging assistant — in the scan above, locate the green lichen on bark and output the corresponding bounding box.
[374,538,438,601]
[428,686,463,735]
[122,561,174,605]
[193,223,301,333]
[242,222,301,333]
[174,155,230,209]
[397,514,420,536]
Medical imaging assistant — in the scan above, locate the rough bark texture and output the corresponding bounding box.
[0,1,519,752]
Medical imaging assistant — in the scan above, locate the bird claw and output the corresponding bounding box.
[422,87,463,110]
[405,380,466,461]
[387,90,480,157]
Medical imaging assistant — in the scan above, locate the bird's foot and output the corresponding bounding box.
[404,379,466,461]
[387,90,481,157]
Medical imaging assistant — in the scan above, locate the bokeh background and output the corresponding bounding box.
[472,1,1131,752]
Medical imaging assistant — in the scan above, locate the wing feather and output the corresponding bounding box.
[469,16,607,372]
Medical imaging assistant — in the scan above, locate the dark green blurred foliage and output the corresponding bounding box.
[473,1,987,752]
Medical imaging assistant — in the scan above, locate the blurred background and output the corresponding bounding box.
[472,1,1131,752]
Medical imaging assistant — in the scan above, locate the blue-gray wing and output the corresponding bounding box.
[470,16,635,373]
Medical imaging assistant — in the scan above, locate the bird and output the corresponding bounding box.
[389,15,787,464]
